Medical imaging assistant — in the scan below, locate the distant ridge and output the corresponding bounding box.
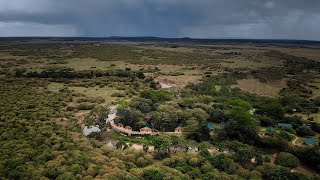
[0,36,320,45]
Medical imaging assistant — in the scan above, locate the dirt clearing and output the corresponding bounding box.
[234,78,286,97]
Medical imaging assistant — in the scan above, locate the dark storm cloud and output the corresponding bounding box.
[0,0,319,40]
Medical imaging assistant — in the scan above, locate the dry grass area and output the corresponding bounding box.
[234,78,286,97]
[57,58,126,70]
[220,58,277,70]
[139,45,196,53]
[47,82,65,92]
[47,82,120,105]
[0,52,28,60]
[277,47,320,61]
[310,82,320,98]
[130,63,184,72]
[54,57,203,75]
[313,114,320,123]
[289,113,320,123]
[69,86,120,104]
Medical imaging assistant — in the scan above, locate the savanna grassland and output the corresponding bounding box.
[1,38,320,179]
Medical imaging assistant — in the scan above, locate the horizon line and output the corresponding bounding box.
[0,36,319,43]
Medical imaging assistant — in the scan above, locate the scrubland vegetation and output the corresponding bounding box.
[0,40,320,179]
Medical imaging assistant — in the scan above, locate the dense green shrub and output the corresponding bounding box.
[143,169,164,180]
[76,103,95,110]
[259,116,276,127]
[141,90,172,103]
[209,154,231,172]
[275,152,300,168]
[258,102,285,120]
[296,126,316,137]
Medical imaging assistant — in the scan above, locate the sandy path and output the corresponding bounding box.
[292,136,299,146]
[76,110,90,128]
[159,82,176,89]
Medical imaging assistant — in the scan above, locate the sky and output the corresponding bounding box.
[0,0,320,40]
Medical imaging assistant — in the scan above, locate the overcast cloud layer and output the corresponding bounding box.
[0,0,319,40]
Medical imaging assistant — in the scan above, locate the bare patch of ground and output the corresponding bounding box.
[234,78,286,97]
[155,75,202,88]
[294,165,319,176]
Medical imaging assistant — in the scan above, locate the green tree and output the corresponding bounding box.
[223,120,259,144]
[187,108,210,124]
[129,97,153,113]
[199,149,211,159]
[116,140,128,150]
[143,169,164,180]
[201,161,213,173]
[84,106,109,128]
[209,154,231,172]
[229,109,257,129]
[136,71,145,79]
[170,135,180,153]
[141,90,172,103]
[275,152,300,168]
[234,147,255,164]
[186,123,210,142]
[260,102,285,120]
[263,166,293,179]
[299,146,320,172]
[71,164,82,174]
[152,136,171,151]
[226,141,256,164]
[228,99,253,111]
[117,108,145,130]
[259,116,276,127]
[255,154,263,165]
[296,126,316,137]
